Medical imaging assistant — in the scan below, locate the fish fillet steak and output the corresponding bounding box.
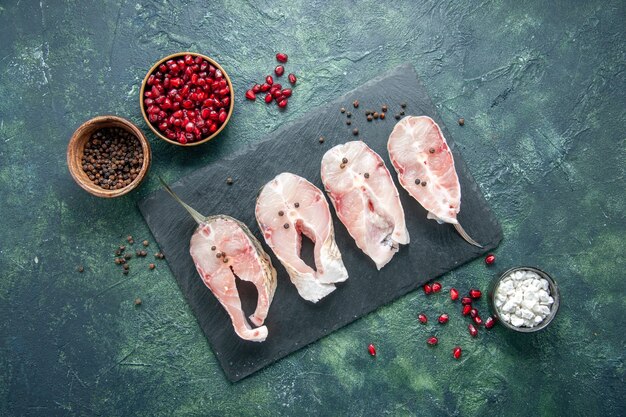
[321,141,409,270]
[387,116,480,247]
[190,216,277,342]
[256,173,348,303]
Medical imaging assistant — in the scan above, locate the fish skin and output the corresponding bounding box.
[256,173,348,303]
[321,141,409,270]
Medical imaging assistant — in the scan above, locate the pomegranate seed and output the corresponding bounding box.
[485,254,496,265]
[462,304,472,316]
[473,316,483,326]
[158,122,168,131]
[282,88,292,97]
[272,89,282,99]
[218,111,227,123]
[427,336,438,346]
[469,289,482,299]
[275,65,285,76]
[276,52,288,63]
[485,316,496,329]
[423,284,432,295]
[277,98,288,108]
[450,288,459,301]
[184,55,194,65]
[470,308,478,318]
[259,83,271,92]
[288,73,297,84]
[468,324,478,337]
[461,297,472,305]
[201,108,210,119]
[159,64,167,73]
[252,84,261,93]
[264,93,273,103]
[185,122,195,133]
[418,313,427,324]
[266,75,274,85]
[273,83,282,91]
[182,100,193,109]
[453,346,462,360]
[368,343,376,356]
[432,282,442,293]
[245,89,256,100]
[438,313,449,324]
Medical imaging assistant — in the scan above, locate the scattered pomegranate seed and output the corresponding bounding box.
[368,343,377,356]
[275,65,285,76]
[259,83,271,92]
[438,313,449,324]
[469,289,482,299]
[423,284,432,295]
[252,84,261,93]
[266,75,274,85]
[468,324,478,337]
[418,313,428,324]
[276,52,288,63]
[470,308,478,318]
[277,98,288,108]
[432,282,442,293]
[427,336,438,346]
[245,90,256,100]
[473,316,483,326]
[453,346,462,359]
[462,304,472,316]
[485,316,496,329]
[288,73,297,84]
[485,254,496,265]
[450,288,459,301]
[461,297,472,305]
[282,88,292,97]
[264,93,273,103]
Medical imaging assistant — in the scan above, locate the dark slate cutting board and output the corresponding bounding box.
[138,64,503,382]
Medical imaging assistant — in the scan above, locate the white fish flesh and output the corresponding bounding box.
[320,141,409,270]
[387,116,481,247]
[256,173,348,303]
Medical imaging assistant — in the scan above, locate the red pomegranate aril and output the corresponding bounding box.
[191,73,198,84]
[218,87,230,97]
[170,78,182,88]
[147,74,156,86]
[461,297,472,305]
[185,122,195,133]
[469,289,482,299]
[178,135,187,145]
[272,89,282,99]
[201,108,210,119]
[418,313,428,324]
[275,65,285,76]
[245,89,256,100]
[266,75,274,85]
[252,84,261,94]
[276,52,288,63]
[470,308,478,318]
[450,288,459,301]
[432,282,442,293]
[209,110,219,121]
[264,93,273,104]
[209,122,218,133]
[260,83,271,92]
[218,111,227,123]
[438,313,449,324]
[427,336,438,346]
[148,113,158,123]
[468,324,478,337]
[182,100,194,109]
[144,98,154,106]
[166,130,176,140]
[423,284,432,295]
[282,88,292,97]
[173,110,183,118]
[462,304,472,316]
[368,343,377,356]
[288,73,297,84]
[485,316,496,329]
[473,316,483,326]
[158,122,168,131]
[184,54,194,65]
[485,254,496,265]
[453,346,462,360]
[222,97,230,107]
[159,64,167,73]
[277,98,288,108]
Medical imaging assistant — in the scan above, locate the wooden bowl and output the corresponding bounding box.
[140,52,234,146]
[67,115,151,198]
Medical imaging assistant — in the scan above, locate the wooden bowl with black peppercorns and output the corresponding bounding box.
[67,115,151,198]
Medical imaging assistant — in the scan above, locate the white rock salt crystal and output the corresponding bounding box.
[536,305,551,316]
[524,290,538,302]
[510,316,525,327]
[495,299,503,308]
[520,308,534,320]
[502,301,516,313]
[541,280,549,290]
[501,313,510,322]
[534,315,544,323]
[547,296,554,305]
[521,299,535,310]
[538,290,549,302]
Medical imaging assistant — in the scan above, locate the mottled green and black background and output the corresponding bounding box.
[1,0,624,416]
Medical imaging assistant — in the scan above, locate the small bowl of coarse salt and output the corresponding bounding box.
[489,267,560,332]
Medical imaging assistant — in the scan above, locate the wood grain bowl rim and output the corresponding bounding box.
[139,52,234,147]
[67,115,152,198]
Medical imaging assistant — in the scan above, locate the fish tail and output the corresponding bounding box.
[158,176,205,225]
[453,223,483,248]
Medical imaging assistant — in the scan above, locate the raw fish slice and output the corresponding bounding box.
[387,116,481,247]
[161,179,277,342]
[256,173,348,303]
[320,141,409,270]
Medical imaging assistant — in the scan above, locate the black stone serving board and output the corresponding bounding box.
[138,64,503,382]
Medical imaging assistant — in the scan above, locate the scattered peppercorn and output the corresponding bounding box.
[400,102,407,108]
[458,118,465,126]
[124,253,132,260]
[284,223,290,229]
[77,266,84,273]
[415,178,421,185]
[382,105,388,112]
[380,113,385,120]
[367,115,373,122]
[294,202,300,208]
[346,120,351,126]
[429,148,435,154]
[346,112,352,118]
[134,298,142,306]
[278,210,284,216]
[222,257,228,263]
[141,250,147,257]
[155,252,165,259]
[142,240,149,247]
[394,114,401,120]
[353,100,359,108]
[352,128,359,135]
[81,127,143,190]
[123,264,129,270]
[216,252,222,258]
[421,181,427,187]
[340,163,346,169]
[399,111,405,116]
[127,235,134,244]
[364,173,370,178]
[342,157,348,164]
[211,246,216,251]
[340,107,346,113]
[226,177,234,185]
[373,112,379,119]
[119,245,126,251]
[319,136,325,143]
[149,263,155,270]
[115,249,122,256]
[365,110,372,116]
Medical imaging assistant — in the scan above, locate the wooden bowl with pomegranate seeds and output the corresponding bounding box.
[140,52,234,146]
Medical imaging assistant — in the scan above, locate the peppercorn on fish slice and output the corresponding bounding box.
[255,173,348,303]
[320,141,410,270]
[387,116,482,247]
[160,178,277,342]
